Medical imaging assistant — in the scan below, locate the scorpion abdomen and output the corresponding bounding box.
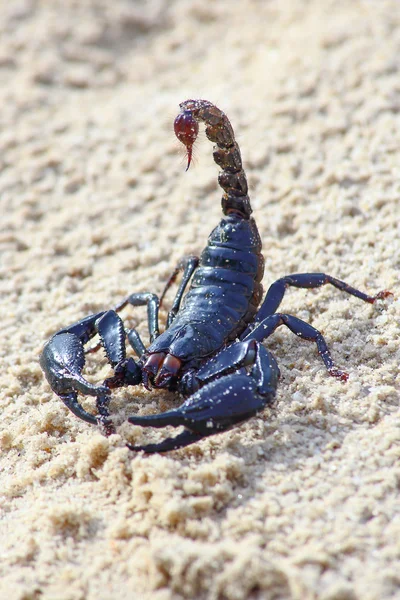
[200,246,260,275]
[148,215,264,363]
[207,215,261,251]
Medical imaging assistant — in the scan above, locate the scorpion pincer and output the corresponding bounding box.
[40,99,391,453]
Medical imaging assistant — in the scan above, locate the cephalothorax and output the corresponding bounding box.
[40,99,391,453]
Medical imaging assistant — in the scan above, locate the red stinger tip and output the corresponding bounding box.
[174,110,199,170]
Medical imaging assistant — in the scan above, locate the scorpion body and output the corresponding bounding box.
[40,99,390,453]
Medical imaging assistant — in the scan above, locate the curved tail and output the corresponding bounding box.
[174,99,252,219]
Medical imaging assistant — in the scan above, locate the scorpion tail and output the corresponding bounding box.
[175,99,252,219]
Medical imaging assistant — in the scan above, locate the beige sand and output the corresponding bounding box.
[1,1,399,599]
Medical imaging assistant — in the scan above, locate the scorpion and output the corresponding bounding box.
[40,99,391,453]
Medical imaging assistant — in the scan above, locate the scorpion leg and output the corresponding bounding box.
[242,273,391,337]
[126,328,147,359]
[115,292,160,343]
[127,340,279,453]
[159,256,199,327]
[244,312,350,380]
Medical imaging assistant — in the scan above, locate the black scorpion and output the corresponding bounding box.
[40,99,391,453]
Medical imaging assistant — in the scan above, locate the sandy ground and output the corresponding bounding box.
[1,1,400,599]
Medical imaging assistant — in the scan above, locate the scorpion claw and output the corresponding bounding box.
[128,345,279,451]
[40,332,110,424]
[127,430,203,454]
[59,392,99,426]
[127,375,272,451]
[40,333,109,396]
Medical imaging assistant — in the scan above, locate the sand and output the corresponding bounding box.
[1,1,399,599]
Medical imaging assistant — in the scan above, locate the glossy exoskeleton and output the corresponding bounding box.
[40,99,391,453]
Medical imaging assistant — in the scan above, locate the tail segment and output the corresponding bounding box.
[174,99,252,219]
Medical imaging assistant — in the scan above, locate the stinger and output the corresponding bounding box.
[174,109,199,170]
